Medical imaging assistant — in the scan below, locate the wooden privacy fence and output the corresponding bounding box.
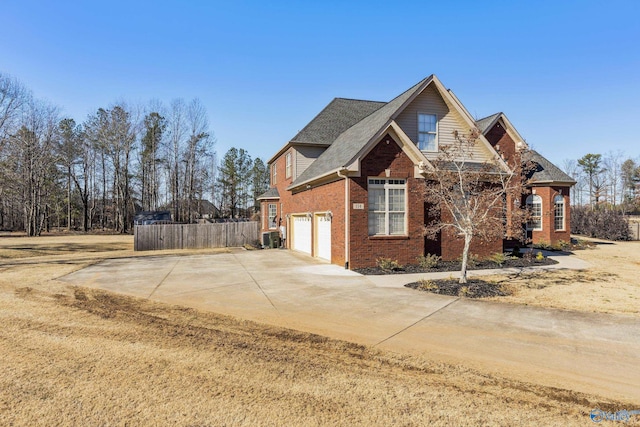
[134,222,260,251]
[629,216,640,241]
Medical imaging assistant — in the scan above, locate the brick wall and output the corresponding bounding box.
[265,133,524,269]
[261,146,346,266]
[485,121,517,166]
[484,120,573,246]
[349,135,425,269]
[530,186,571,245]
[284,180,346,266]
[440,223,504,261]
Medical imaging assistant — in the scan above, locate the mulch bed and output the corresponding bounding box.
[405,278,510,298]
[354,257,557,276]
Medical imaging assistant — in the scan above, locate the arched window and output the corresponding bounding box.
[526,194,542,230]
[554,195,565,230]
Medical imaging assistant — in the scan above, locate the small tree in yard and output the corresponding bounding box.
[423,128,530,284]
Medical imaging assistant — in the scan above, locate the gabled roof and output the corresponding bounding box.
[291,98,386,145]
[267,98,385,164]
[525,150,577,185]
[256,187,280,200]
[477,112,528,149]
[476,112,502,133]
[289,76,432,189]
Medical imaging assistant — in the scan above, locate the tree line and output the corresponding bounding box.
[0,71,269,235]
[564,152,640,212]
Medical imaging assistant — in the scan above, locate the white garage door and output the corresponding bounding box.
[315,214,331,261]
[292,215,312,255]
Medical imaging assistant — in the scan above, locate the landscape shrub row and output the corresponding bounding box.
[571,206,631,241]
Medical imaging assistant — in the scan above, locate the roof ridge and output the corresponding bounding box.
[333,97,386,103]
[476,111,502,122]
[289,76,433,189]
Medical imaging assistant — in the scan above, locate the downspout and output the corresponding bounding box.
[337,169,350,269]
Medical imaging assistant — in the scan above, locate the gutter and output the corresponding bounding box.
[337,169,350,269]
[287,167,345,192]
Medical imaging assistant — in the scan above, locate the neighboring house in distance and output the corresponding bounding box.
[258,75,576,269]
[134,211,173,225]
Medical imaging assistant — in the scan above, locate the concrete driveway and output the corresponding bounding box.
[61,249,640,402]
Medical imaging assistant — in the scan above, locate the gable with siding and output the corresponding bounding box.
[395,84,496,163]
[293,145,325,180]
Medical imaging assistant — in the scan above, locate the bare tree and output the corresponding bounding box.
[423,129,530,284]
[562,159,583,206]
[603,150,624,206]
[166,99,186,221]
[57,118,81,229]
[0,72,31,230]
[6,100,60,235]
[84,104,137,232]
[0,72,30,140]
[184,98,214,223]
[72,126,95,231]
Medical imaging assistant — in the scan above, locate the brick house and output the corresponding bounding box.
[258,75,575,269]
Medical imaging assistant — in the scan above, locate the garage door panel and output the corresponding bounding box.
[315,215,331,261]
[292,215,312,255]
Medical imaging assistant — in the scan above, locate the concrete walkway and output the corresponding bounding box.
[60,249,640,402]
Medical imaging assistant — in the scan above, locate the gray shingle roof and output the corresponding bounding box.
[290,77,431,188]
[525,150,577,185]
[256,187,280,200]
[476,112,502,133]
[433,161,504,174]
[291,98,386,145]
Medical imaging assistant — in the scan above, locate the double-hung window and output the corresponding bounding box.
[272,164,277,185]
[268,204,277,229]
[554,195,564,230]
[418,113,437,152]
[368,178,406,235]
[285,152,292,178]
[526,194,542,231]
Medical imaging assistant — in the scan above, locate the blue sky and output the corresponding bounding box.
[2,0,639,166]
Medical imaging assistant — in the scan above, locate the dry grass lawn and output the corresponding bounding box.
[0,233,637,425]
[484,239,640,316]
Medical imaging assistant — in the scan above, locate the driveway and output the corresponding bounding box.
[61,249,640,402]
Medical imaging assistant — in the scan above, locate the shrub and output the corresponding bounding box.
[533,240,569,251]
[536,251,545,261]
[416,253,441,269]
[533,240,553,251]
[376,257,403,271]
[417,279,438,291]
[458,286,471,297]
[488,252,514,267]
[522,250,535,262]
[571,206,631,241]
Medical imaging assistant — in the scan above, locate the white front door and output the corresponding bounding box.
[315,214,331,261]
[292,215,312,255]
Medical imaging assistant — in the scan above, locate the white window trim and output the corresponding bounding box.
[285,152,292,179]
[368,178,407,236]
[554,195,565,231]
[272,164,277,185]
[268,203,277,229]
[417,112,438,152]
[526,194,543,231]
